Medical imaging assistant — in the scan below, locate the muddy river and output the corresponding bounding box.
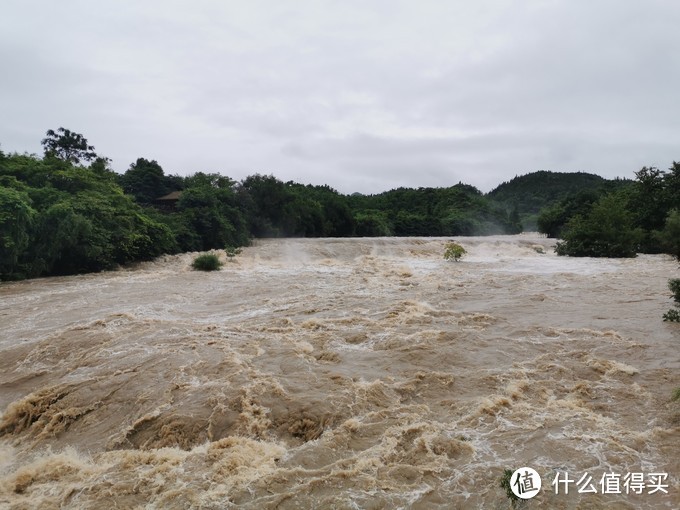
[0,235,678,508]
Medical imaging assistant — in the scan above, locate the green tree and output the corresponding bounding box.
[0,187,35,278]
[41,127,99,164]
[119,158,176,204]
[507,204,522,234]
[280,195,324,236]
[321,194,355,236]
[239,174,293,236]
[354,211,392,236]
[656,209,680,260]
[29,202,96,275]
[663,279,680,322]
[0,151,177,279]
[177,185,248,250]
[666,162,680,210]
[537,189,601,238]
[440,212,477,236]
[286,183,356,237]
[627,166,677,252]
[555,192,643,258]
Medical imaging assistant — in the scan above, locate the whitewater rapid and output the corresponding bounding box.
[0,235,678,508]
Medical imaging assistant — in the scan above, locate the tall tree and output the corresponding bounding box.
[41,127,99,164]
[120,158,173,204]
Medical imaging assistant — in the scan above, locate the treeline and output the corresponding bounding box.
[536,165,680,258]
[1,153,176,279]
[2,128,678,280]
[0,128,521,280]
[350,184,521,237]
[119,161,521,238]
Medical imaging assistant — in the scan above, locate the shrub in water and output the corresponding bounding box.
[192,253,222,271]
[663,309,680,322]
[500,469,521,508]
[225,246,242,260]
[663,278,680,322]
[444,241,467,262]
[669,279,680,303]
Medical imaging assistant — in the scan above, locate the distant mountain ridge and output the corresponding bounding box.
[486,170,631,230]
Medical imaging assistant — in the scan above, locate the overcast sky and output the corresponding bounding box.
[1,1,679,194]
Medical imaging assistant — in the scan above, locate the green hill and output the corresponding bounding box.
[487,171,630,230]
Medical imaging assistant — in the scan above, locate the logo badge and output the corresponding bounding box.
[510,467,542,499]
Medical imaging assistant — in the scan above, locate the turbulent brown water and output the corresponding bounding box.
[0,235,678,509]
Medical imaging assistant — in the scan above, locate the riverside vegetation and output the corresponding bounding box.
[663,279,680,322]
[1,128,679,282]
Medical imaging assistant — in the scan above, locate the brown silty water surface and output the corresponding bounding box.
[0,235,678,509]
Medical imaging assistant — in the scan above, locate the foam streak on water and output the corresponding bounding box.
[0,236,678,508]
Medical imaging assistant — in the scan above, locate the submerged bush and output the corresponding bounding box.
[663,278,680,322]
[225,246,242,260]
[444,241,467,262]
[192,253,222,271]
[500,469,521,508]
[669,279,680,302]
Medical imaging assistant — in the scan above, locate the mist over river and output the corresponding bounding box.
[0,235,678,509]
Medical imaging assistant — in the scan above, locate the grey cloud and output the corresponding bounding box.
[1,0,679,193]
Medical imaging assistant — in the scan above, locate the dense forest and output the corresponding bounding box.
[1,128,678,280]
[488,170,632,231]
[536,166,679,258]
